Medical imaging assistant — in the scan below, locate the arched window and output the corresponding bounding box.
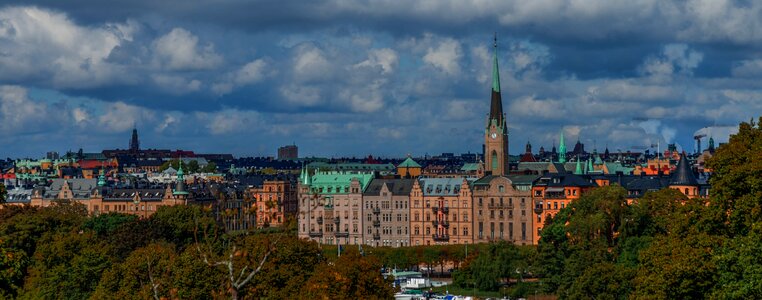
[491,151,498,171]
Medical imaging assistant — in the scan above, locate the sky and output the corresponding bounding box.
[0,1,758,159]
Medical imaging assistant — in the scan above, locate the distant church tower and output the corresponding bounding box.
[484,35,509,176]
[129,126,140,153]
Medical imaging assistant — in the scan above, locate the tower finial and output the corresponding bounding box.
[494,32,497,48]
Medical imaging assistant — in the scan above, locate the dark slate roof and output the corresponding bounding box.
[533,173,596,188]
[363,178,415,196]
[507,174,541,185]
[670,154,698,186]
[104,188,166,201]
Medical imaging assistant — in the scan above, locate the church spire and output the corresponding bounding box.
[488,33,504,123]
[129,125,140,153]
[559,130,567,164]
[492,33,500,93]
[574,156,582,174]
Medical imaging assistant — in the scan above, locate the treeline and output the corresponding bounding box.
[536,117,762,299]
[0,204,393,299]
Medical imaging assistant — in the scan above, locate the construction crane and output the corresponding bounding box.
[694,133,707,154]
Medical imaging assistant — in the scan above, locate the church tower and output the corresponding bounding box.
[484,35,509,176]
[129,126,140,153]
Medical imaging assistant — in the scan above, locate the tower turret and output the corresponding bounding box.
[558,130,567,163]
[173,160,188,196]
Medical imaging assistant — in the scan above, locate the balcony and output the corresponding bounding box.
[432,234,450,241]
[373,220,381,227]
[432,207,438,213]
[308,231,323,238]
[334,217,341,224]
[432,220,439,227]
[373,233,381,240]
[442,221,450,228]
[324,204,334,210]
[373,207,381,214]
[534,206,543,215]
[442,207,449,214]
[317,217,323,224]
[335,232,349,238]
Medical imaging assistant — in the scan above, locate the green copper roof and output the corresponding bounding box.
[492,36,500,93]
[587,157,593,174]
[306,171,374,194]
[574,157,582,175]
[97,168,106,187]
[461,163,481,171]
[398,157,421,168]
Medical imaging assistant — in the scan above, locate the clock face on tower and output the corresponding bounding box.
[490,132,497,139]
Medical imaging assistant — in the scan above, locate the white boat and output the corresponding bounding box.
[401,277,432,289]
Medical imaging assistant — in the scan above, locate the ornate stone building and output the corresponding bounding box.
[362,178,415,247]
[297,168,374,246]
[472,175,536,245]
[410,177,475,246]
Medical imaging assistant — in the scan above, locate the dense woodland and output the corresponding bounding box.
[1,117,762,299]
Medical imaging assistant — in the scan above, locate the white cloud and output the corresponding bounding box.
[98,102,155,132]
[423,38,462,76]
[213,58,271,96]
[152,27,222,71]
[151,74,202,95]
[279,84,323,106]
[0,6,137,88]
[293,44,332,82]
[0,85,56,133]
[200,109,262,135]
[355,48,399,74]
[639,43,703,79]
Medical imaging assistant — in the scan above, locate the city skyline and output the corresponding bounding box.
[0,1,755,157]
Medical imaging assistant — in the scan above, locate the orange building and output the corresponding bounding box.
[249,180,298,228]
[531,173,596,244]
[410,177,474,246]
[397,156,422,178]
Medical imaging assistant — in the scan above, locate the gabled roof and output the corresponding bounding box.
[363,179,415,196]
[397,157,421,168]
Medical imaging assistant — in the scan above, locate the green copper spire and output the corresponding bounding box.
[587,157,594,174]
[174,159,188,196]
[97,166,106,187]
[177,160,184,179]
[574,156,582,175]
[559,130,567,164]
[492,33,500,93]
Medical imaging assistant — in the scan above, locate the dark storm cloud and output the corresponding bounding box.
[0,1,760,157]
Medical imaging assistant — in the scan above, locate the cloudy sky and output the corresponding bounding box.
[0,1,757,158]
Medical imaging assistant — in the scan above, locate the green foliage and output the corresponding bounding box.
[82,212,138,236]
[303,248,394,299]
[18,231,113,299]
[706,117,762,236]
[0,182,6,204]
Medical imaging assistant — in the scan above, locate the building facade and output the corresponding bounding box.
[297,168,374,246]
[362,179,414,247]
[410,177,475,246]
[472,175,536,245]
[249,180,298,228]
